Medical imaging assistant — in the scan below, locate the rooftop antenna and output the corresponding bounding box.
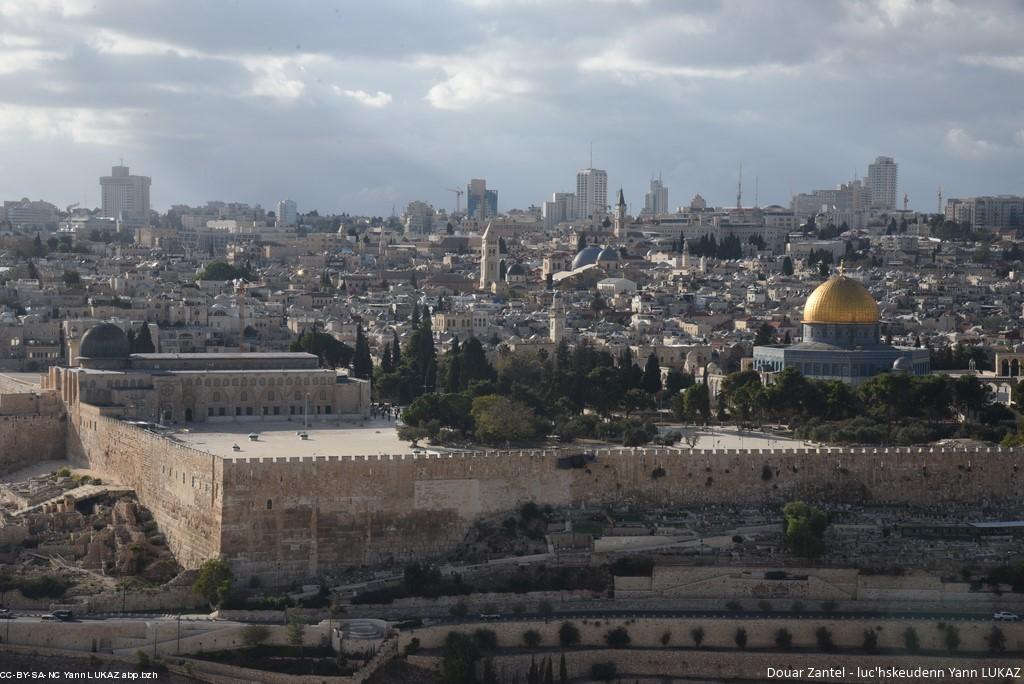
[903,193,908,211]
[754,176,759,208]
[736,162,743,209]
[937,186,943,214]
[589,141,593,169]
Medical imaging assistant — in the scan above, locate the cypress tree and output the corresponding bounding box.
[641,352,662,394]
[391,330,401,368]
[353,324,372,379]
[135,324,155,353]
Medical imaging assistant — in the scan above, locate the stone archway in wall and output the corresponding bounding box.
[184,407,193,422]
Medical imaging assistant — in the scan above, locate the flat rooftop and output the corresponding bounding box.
[169,418,414,459]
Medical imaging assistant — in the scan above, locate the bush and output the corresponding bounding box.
[472,628,498,652]
[403,637,421,656]
[590,662,617,682]
[135,651,150,670]
[862,629,878,652]
[734,627,748,649]
[651,466,666,479]
[820,600,838,612]
[790,600,804,612]
[943,625,960,653]
[17,575,70,599]
[240,625,270,647]
[558,622,581,648]
[690,626,705,648]
[605,626,630,649]
[815,626,835,652]
[448,601,468,618]
[903,626,920,653]
[987,626,1006,654]
[775,628,793,650]
[725,600,743,611]
[757,600,773,612]
[192,559,232,608]
[522,629,542,648]
[660,630,671,646]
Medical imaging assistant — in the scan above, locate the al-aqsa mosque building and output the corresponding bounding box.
[752,272,929,384]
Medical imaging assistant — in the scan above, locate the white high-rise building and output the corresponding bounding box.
[276,199,298,227]
[403,200,435,234]
[100,165,151,223]
[542,192,576,229]
[867,156,898,211]
[644,177,669,215]
[575,168,608,221]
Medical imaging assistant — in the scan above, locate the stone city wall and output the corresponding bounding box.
[63,409,1024,584]
[68,408,223,570]
[0,392,65,475]
[219,444,1024,582]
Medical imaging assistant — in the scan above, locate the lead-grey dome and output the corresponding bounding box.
[892,356,912,373]
[571,245,603,270]
[506,263,526,276]
[79,323,129,359]
[597,246,620,262]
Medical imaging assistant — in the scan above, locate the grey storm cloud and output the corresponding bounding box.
[0,0,1022,215]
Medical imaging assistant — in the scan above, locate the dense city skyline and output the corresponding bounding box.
[2,0,1024,214]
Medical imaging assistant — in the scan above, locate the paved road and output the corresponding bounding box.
[432,607,1014,625]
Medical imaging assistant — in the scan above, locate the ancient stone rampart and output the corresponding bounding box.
[67,408,222,569]
[0,391,65,475]
[63,409,1024,583]
[219,444,1024,582]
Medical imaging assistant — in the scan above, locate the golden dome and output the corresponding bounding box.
[802,275,878,324]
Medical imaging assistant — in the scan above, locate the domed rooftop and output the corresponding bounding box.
[571,245,603,270]
[79,323,129,359]
[597,246,620,262]
[506,263,526,276]
[802,275,879,324]
[892,356,913,372]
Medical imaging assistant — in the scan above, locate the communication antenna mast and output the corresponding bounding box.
[903,193,909,211]
[736,162,743,209]
[754,176,759,208]
[937,186,943,214]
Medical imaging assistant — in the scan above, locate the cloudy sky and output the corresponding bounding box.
[2,0,1023,216]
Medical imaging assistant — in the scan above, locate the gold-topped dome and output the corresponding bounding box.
[802,275,878,324]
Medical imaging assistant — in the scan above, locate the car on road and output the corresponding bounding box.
[993,611,1020,621]
[48,610,73,621]
[0,608,13,619]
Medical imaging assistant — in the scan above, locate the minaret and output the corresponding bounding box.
[479,223,501,290]
[549,293,566,344]
[613,188,627,238]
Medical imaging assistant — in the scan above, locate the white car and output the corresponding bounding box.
[993,611,1020,621]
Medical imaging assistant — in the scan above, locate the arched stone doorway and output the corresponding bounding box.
[185,407,193,422]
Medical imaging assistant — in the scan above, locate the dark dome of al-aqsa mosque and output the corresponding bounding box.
[78,323,130,368]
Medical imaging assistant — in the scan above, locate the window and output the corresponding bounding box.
[208,407,214,416]
[262,406,268,415]
[266,499,273,510]
[246,407,253,416]
[235,407,241,416]
[219,407,225,416]
[325,405,332,414]
[274,406,280,415]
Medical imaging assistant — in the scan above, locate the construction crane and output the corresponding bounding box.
[65,202,79,214]
[447,188,464,213]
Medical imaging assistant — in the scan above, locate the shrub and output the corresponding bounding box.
[757,600,773,612]
[761,464,773,481]
[725,600,743,611]
[862,629,878,652]
[651,466,666,479]
[734,627,748,649]
[790,600,804,612]
[987,626,1006,654]
[522,629,542,648]
[903,626,920,653]
[815,626,835,652]
[820,600,838,612]
[240,625,270,647]
[660,630,671,646]
[558,622,581,648]
[775,628,793,650]
[605,627,630,649]
[472,628,498,652]
[17,575,70,599]
[590,662,617,682]
[944,625,960,653]
[448,601,468,618]
[135,651,150,670]
[690,626,705,648]
[403,637,421,656]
